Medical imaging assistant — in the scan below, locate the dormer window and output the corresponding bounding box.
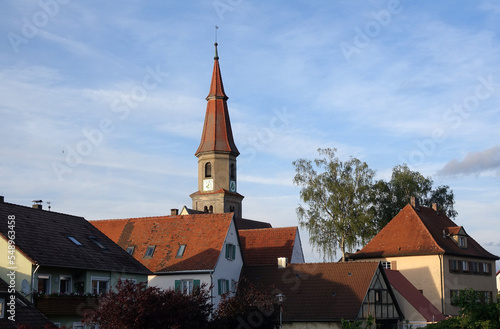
[144,245,155,258]
[458,236,467,248]
[89,236,106,249]
[126,246,135,255]
[176,244,186,258]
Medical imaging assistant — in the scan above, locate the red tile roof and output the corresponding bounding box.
[92,213,235,273]
[385,270,446,322]
[239,227,298,265]
[351,204,499,260]
[195,44,239,156]
[241,262,382,321]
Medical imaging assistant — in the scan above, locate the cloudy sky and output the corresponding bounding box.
[1,1,499,265]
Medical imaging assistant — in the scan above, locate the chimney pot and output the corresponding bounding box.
[171,208,179,216]
[32,200,43,210]
[278,257,288,268]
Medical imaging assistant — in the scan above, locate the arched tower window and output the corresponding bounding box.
[209,205,213,213]
[204,206,209,213]
[230,163,235,180]
[205,162,212,177]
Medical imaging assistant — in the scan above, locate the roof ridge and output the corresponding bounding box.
[408,205,446,253]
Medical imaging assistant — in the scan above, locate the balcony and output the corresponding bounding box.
[35,295,99,316]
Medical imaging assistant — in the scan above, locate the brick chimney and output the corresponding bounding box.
[32,200,43,210]
[410,197,420,210]
[432,203,439,214]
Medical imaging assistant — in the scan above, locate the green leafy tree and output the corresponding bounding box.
[371,164,457,230]
[293,148,376,261]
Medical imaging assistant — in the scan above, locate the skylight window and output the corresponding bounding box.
[89,236,106,249]
[176,244,186,258]
[144,246,155,258]
[68,236,82,246]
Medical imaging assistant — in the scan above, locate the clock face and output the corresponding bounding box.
[203,178,213,191]
[229,180,236,192]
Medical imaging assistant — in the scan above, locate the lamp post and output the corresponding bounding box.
[276,293,285,329]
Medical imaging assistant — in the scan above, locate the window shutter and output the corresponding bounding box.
[225,244,229,259]
[218,279,222,295]
[232,244,236,260]
[225,280,229,293]
[174,280,181,292]
[391,261,397,270]
[193,280,200,290]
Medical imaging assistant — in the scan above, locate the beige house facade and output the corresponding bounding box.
[351,200,498,317]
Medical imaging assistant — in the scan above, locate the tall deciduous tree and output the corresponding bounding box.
[293,148,376,262]
[371,164,457,230]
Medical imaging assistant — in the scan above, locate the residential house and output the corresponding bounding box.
[92,212,243,309]
[385,269,445,327]
[0,277,53,329]
[0,197,150,328]
[240,261,403,329]
[238,227,304,265]
[350,198,499,316]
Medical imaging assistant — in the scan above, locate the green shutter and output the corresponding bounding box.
[225,244,229,259]
[193,280,200,290]
[218,279,222,295]
[225,280,229,293]
[232,244,236,260]
[174,280,180,292]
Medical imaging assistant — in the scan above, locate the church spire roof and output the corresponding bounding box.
[195,43,239,157]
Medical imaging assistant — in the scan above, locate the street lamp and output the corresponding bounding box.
[276,293,285,329]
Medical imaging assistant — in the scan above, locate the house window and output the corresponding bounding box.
[126,246,135,255]
[37,274,51,294]
[450,290,459,306]
[483,291,492,303]
[0,298,4,319]
[471,262,480,273]
[144,245,155,258]
[68,236,83,246]
[175,279,200,295]
[462,261,469,272]
[483,263,491,274]
[120,278,137,284]
[89,236,106,249]
[231,279,237,293]
[205,162,212,178]
[218,279,229,295]
[176,244,186,258]
[73,323,84,329]
[449,259,458,272]
[209,205,213,213]
[59,276,72,294]
[458,236,467,248]
[226,243,236,260]
[381,261,391,269]
[91,277,109,295]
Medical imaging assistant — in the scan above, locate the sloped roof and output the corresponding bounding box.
[239,227,298,265]
[0,200,150,274]
[241,262,381,321]
[351,204,499,260]
[92,213,235,273]
[195,43,239,157]
[385,270,446,322]
[0,278,52,328]
[234,217,272,230]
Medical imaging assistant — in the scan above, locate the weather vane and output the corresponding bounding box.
[215,25,219,44]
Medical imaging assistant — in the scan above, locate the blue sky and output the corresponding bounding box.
[1,1,499,265]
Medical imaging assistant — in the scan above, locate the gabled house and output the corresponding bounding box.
[0,277,53,329]
[240,262,403,329]
[92,212,243,308]
[385,269,445,327]
[0,197,150,328]
[238,227,304,265]
[350,198,499,316]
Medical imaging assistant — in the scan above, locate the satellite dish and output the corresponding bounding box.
[21,279,30,295]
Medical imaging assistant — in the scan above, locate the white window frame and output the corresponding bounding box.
[218,279,229,295]
[458,236,466,248]
[381,261,391,269]
[226,243,236,261]
[126,246,135,255]
[462,260,469,272]
[144,245,155,258]
[483,262,491,274]
[176,244,186,258]
[181,279,194,295]
[59,275,72,294]
[73,322,84,329]
[120,278,137,284]
[91,276,110,295]
[37,274,51,294]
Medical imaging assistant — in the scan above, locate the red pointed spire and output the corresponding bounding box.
[196,43,239,157]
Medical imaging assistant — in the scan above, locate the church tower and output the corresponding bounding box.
[190,43,244,218]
